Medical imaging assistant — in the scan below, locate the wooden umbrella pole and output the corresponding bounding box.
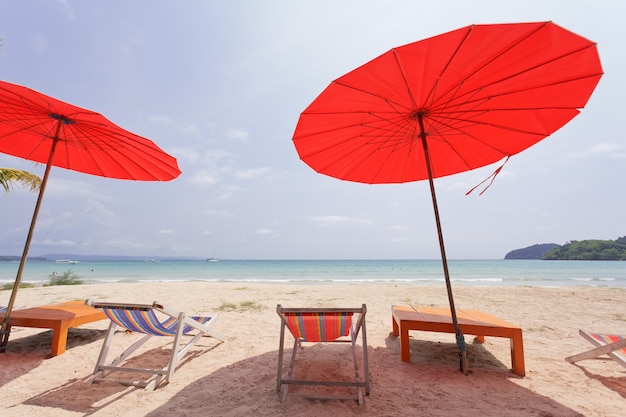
[0,123,61,352]
[416,113,469,374]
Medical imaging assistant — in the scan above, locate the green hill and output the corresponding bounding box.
[542,237,626,260]
[505,237,626,260]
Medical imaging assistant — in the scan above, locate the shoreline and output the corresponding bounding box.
[3,279,625,290]
[2,259,625,289]
[1,283,625,416]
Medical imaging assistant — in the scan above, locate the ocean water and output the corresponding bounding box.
[0,259,625,288]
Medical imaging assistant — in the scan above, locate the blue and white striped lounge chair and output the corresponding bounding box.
[85,299,223,390]
[276,304,370,404]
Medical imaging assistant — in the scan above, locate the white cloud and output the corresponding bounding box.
[215,184,247,202]
[181,123,201,137]
[84,199,119,226]
[41,238,76,247]
[187,169,219,186]
[171,147,201,164]
[46,179,98,199]
[104,238,148,250]
[566,143,624,159]
[389,224,408,232]
[591,143,621,153]
[308,215,373,226]
[234,167,272,179]
[206,209,236,217]
[148,115,176,126]
[391,237,415,242]
[227,128,249,142]
[30,33,46,51]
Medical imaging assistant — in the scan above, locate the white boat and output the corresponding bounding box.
[207,248,218,262]
[55,259,79,264]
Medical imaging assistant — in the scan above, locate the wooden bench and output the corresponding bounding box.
[1,300,107,356]
[391,305,525,376]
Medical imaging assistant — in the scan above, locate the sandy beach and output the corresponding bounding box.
[1,282,625,416]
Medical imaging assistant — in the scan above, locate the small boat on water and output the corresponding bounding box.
[55,259,79,264]
[207,248,218,262]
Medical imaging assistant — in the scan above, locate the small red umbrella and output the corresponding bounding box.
[0,80,181,351]
[293,22,602,373]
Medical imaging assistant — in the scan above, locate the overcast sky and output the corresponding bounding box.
[0,1,623,260]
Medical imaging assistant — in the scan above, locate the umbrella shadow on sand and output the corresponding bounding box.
[139,335,584,417]
[0,327,106,388]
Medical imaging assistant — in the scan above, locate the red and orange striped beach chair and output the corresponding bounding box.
[566,329,626,369]
[276,304,370,404]
[86,299,223,390]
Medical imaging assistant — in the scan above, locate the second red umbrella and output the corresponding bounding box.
[0,80,181,351]
[293,22,603,373]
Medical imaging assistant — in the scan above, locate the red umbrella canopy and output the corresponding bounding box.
[0,80,181,181]
[293,22,603,184]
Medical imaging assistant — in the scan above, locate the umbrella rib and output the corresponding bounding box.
[66,121,147,178]
[437,72,602,114]
[61,117,175,180]
[331,80,415,116]
[430,42,600,111]
[422,26,475,111]
[426,23,549,110]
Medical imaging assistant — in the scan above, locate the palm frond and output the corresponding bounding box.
[0,168,42,193]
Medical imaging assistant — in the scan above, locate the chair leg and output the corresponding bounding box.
[566,338,626,363]
[277,321,286,392]
[91,331,154,384]
[350,327,364,405]
[361,317,370,395]
[165,312,186,382]
[91,321,117,382]
[281,338,300,402]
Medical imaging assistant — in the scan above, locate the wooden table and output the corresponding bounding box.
[1,301,107,356]
[391,305,525,376]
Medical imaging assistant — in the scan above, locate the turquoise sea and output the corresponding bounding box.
[0,259,625,288]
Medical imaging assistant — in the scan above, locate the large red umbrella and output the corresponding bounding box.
[0,80,181,351]
[293,22,602,373]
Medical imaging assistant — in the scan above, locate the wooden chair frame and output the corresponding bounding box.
[276,304,370,404]
[566,329,626,369]
[86,299,223,390]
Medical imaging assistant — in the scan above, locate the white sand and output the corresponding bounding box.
[1,282,625,416]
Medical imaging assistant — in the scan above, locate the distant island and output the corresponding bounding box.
[505,236,626,260]
[0,255,48,262]
[0,254,204,262]
[504,243,560,260]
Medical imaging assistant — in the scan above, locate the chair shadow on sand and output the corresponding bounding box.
[16,331,589,416]
[570,363,626,399]
[0,327,106,389]
[22,341,221,416]
[139,334,584,417]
